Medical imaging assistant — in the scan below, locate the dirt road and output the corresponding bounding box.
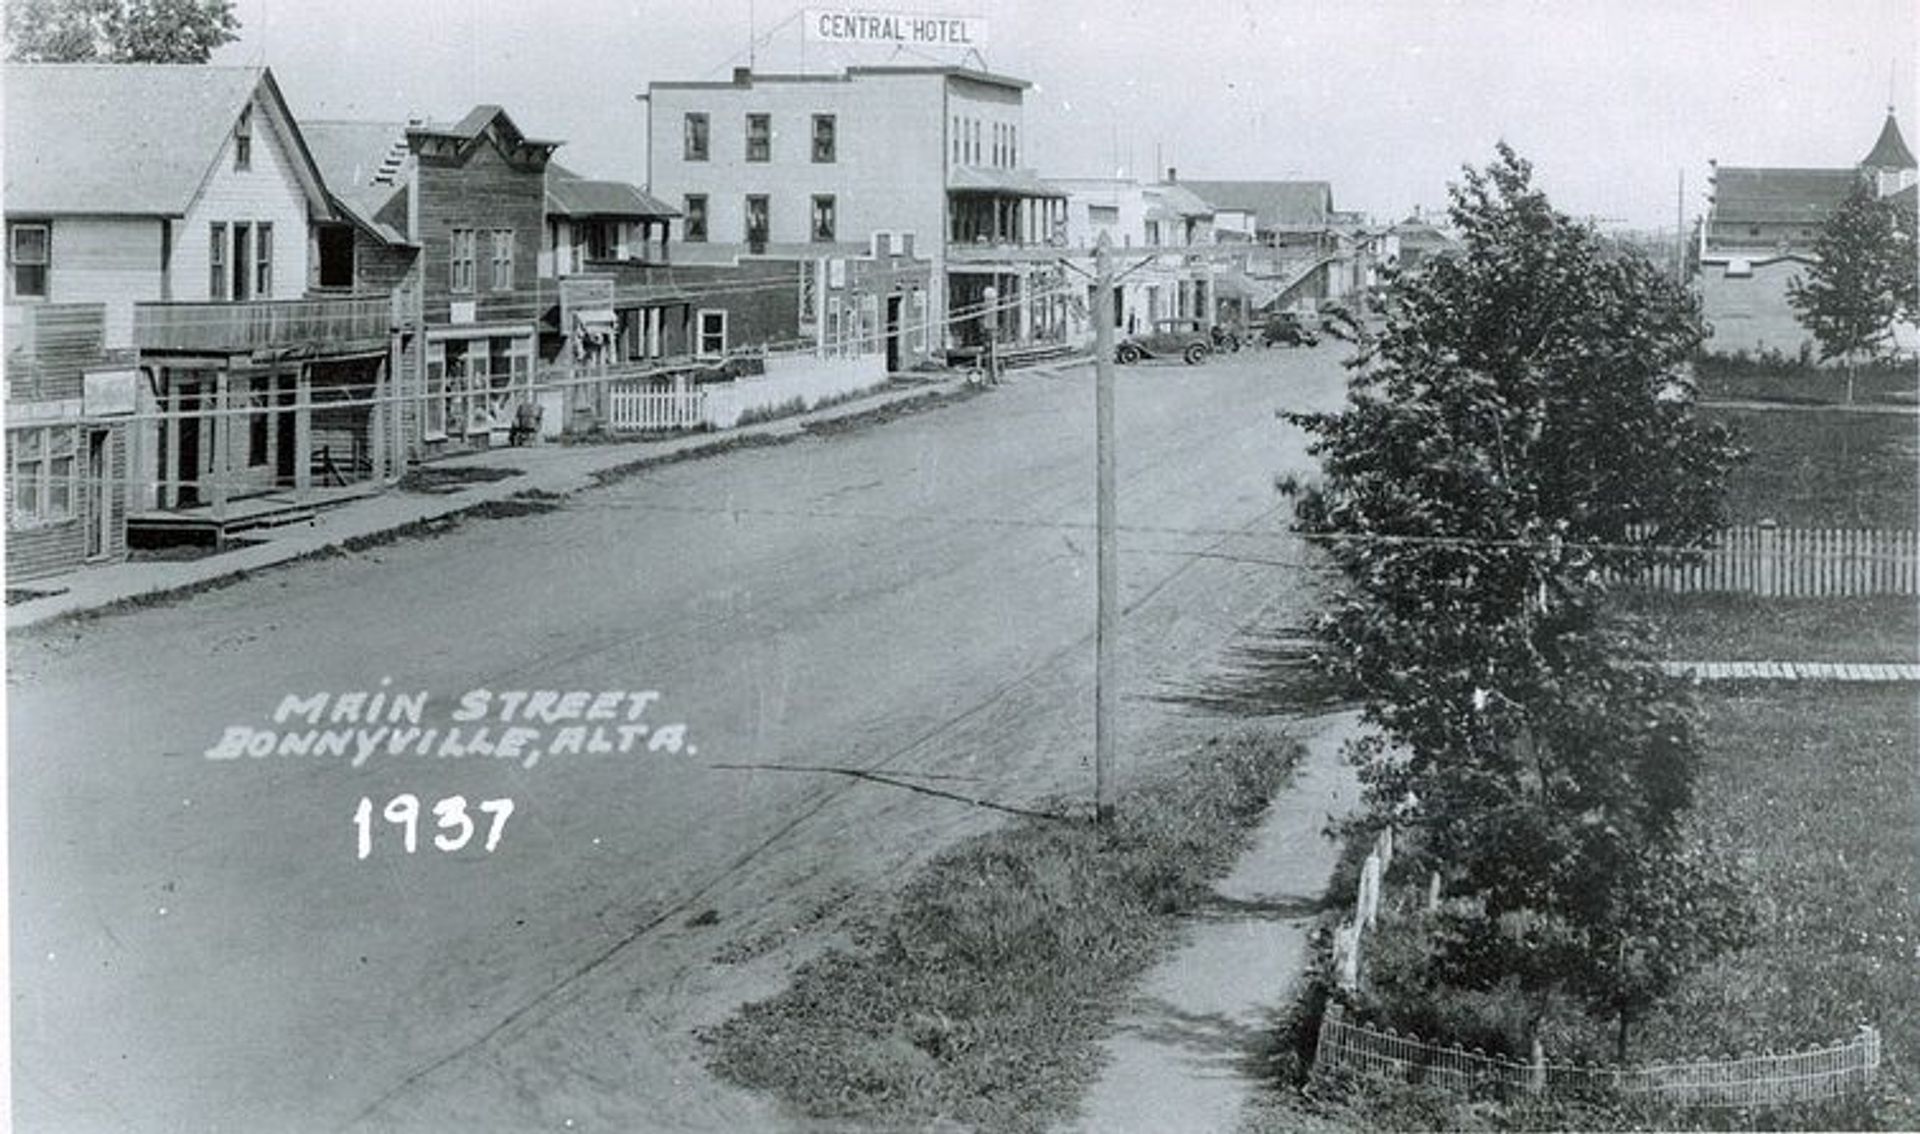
[9,347,1346,1132]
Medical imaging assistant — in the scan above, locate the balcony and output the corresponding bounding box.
[134,294,397,355]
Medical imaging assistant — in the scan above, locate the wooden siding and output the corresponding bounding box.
[5,421,129,584]
[134,294,395,353]
[414,136,548,326]
[43,218,166,348]
[6,303,110,403]
[173,91,315,303]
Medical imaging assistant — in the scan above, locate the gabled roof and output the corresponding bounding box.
[1709,167,1862,226]
[4,63,329,218]
[1149,183,1216,219]
[546,164,678,219]
[301,119,411,237]
[409,104,561,151]
[1180,180,1334,230]
[1861,108,1917,170]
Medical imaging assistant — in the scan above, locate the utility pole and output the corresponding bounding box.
[1092,234,1118,823]
[1675,168,1686,284]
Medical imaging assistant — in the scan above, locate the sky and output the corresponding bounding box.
[216,0,1917,230]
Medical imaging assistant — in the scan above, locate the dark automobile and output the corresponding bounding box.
[1261,311,1320,347]
[1116,318,1213,365]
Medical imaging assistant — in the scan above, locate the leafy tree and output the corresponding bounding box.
[1288,144,1749,1057]
[1789,178,1919,402]
[6,0,238,63]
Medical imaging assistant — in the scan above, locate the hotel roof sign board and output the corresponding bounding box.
[803,9,988,50]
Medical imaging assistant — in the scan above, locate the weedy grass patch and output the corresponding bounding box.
[1628,684,1919,1130]
[1706,406,1919,528]
[1611,592,1920,663]
[705,729,1303,1133]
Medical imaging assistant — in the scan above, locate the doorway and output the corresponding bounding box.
[885,295,902,372]
[85,429,110,559]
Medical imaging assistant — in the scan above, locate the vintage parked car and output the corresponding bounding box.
[1260,311,1321,348]
[1116,318,1213,365]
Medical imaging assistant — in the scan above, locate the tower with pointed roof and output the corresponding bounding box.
[1860,106,1918,197]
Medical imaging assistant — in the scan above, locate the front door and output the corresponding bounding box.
[275,375,297,486]
[176,387,201,507]
[85,429,110,559]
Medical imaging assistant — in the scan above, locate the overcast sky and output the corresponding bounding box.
[218,0,1915,229]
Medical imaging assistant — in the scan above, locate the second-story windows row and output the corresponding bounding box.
[681,111,837,163]
[449,227,515,294]
[677,195,838,244]
[209,221,272,301]
[949,116,1017,168]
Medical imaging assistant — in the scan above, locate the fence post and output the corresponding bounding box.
[1427,870,1441,912]
[1757,519,1778,597]
[1529,1034,1546,1095]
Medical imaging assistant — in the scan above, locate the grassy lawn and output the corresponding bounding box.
[1630,684,1920,1130]
[1695,357,1918,407]
[1705,406,1918,528]
[1611,592,1920,663]
[705,728,1303,1133]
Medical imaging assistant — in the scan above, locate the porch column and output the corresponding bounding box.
[294,363,313,502]
[210,360,230,523]
[161,369,179,510]
[1017,265,1032,342]
[371,351,389,484]
[384,329,402,482]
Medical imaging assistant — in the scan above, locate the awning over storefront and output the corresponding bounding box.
[574,309,617,343]
[947,165,1068,198]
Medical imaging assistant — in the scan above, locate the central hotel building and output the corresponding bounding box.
[643,65,1073,354]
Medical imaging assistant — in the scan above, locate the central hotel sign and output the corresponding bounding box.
[803,9,988,49]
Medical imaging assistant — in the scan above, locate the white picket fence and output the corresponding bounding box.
[1626,524,1919,597]
[1314,1004,1882,1110]
[606,387,707,432]
[603,352,888,434]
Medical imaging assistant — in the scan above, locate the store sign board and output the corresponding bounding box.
[803,9,987,49]
[83,369,139,416]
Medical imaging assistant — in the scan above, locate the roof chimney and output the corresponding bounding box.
[732,67,752,85]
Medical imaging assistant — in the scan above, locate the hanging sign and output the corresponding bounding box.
[803,9,988,49]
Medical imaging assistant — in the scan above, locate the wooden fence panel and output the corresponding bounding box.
[1618,525,1919,597]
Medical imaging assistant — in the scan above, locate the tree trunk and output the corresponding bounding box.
[1615,1007,1631,1064]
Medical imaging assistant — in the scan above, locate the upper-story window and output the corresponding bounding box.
[490,229,514,291]
[255,222,273,295]
[684,194,708,242]
[812,114,836,163]
[234,104,253,171]
[811,194,836,242]
[450,227,476,294]
[745,194,770,245]
[952,116,961,164]
[8,222,49,300]
[684,113,709,162]
[746,113,771,162]
[1145,220,1161,246]
[1010,124,1018,167]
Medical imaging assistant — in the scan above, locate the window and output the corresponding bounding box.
[1089,204,1119,226]
[255,222,273,296]
[450,227,476,293]
[684,112,709,161]
[231,222,251,300]
[315,223,354,288]
[952,116,962,164]
[248,378,270,467]
[9,222,48,299]
[583,221,614,262]
[684,195,708,242]
[696,309,728,358]
[234,104,252,171]
[490,229,514,291]
[425,343,448,437]
[811,195,836,243]
[209,223,228,300]
[746,113,771,162]
[1145,220,1161,246]
[10,426,76,525]
[1010,124,1017,167]
[745,194,769,246]
[812,114,836,162]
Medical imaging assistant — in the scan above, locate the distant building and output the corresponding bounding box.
[1699,107,1917,356]
[1048,173,1218,337]
[643,65,1067,356]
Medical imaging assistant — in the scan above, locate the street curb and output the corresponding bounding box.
[7,376,971,633]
